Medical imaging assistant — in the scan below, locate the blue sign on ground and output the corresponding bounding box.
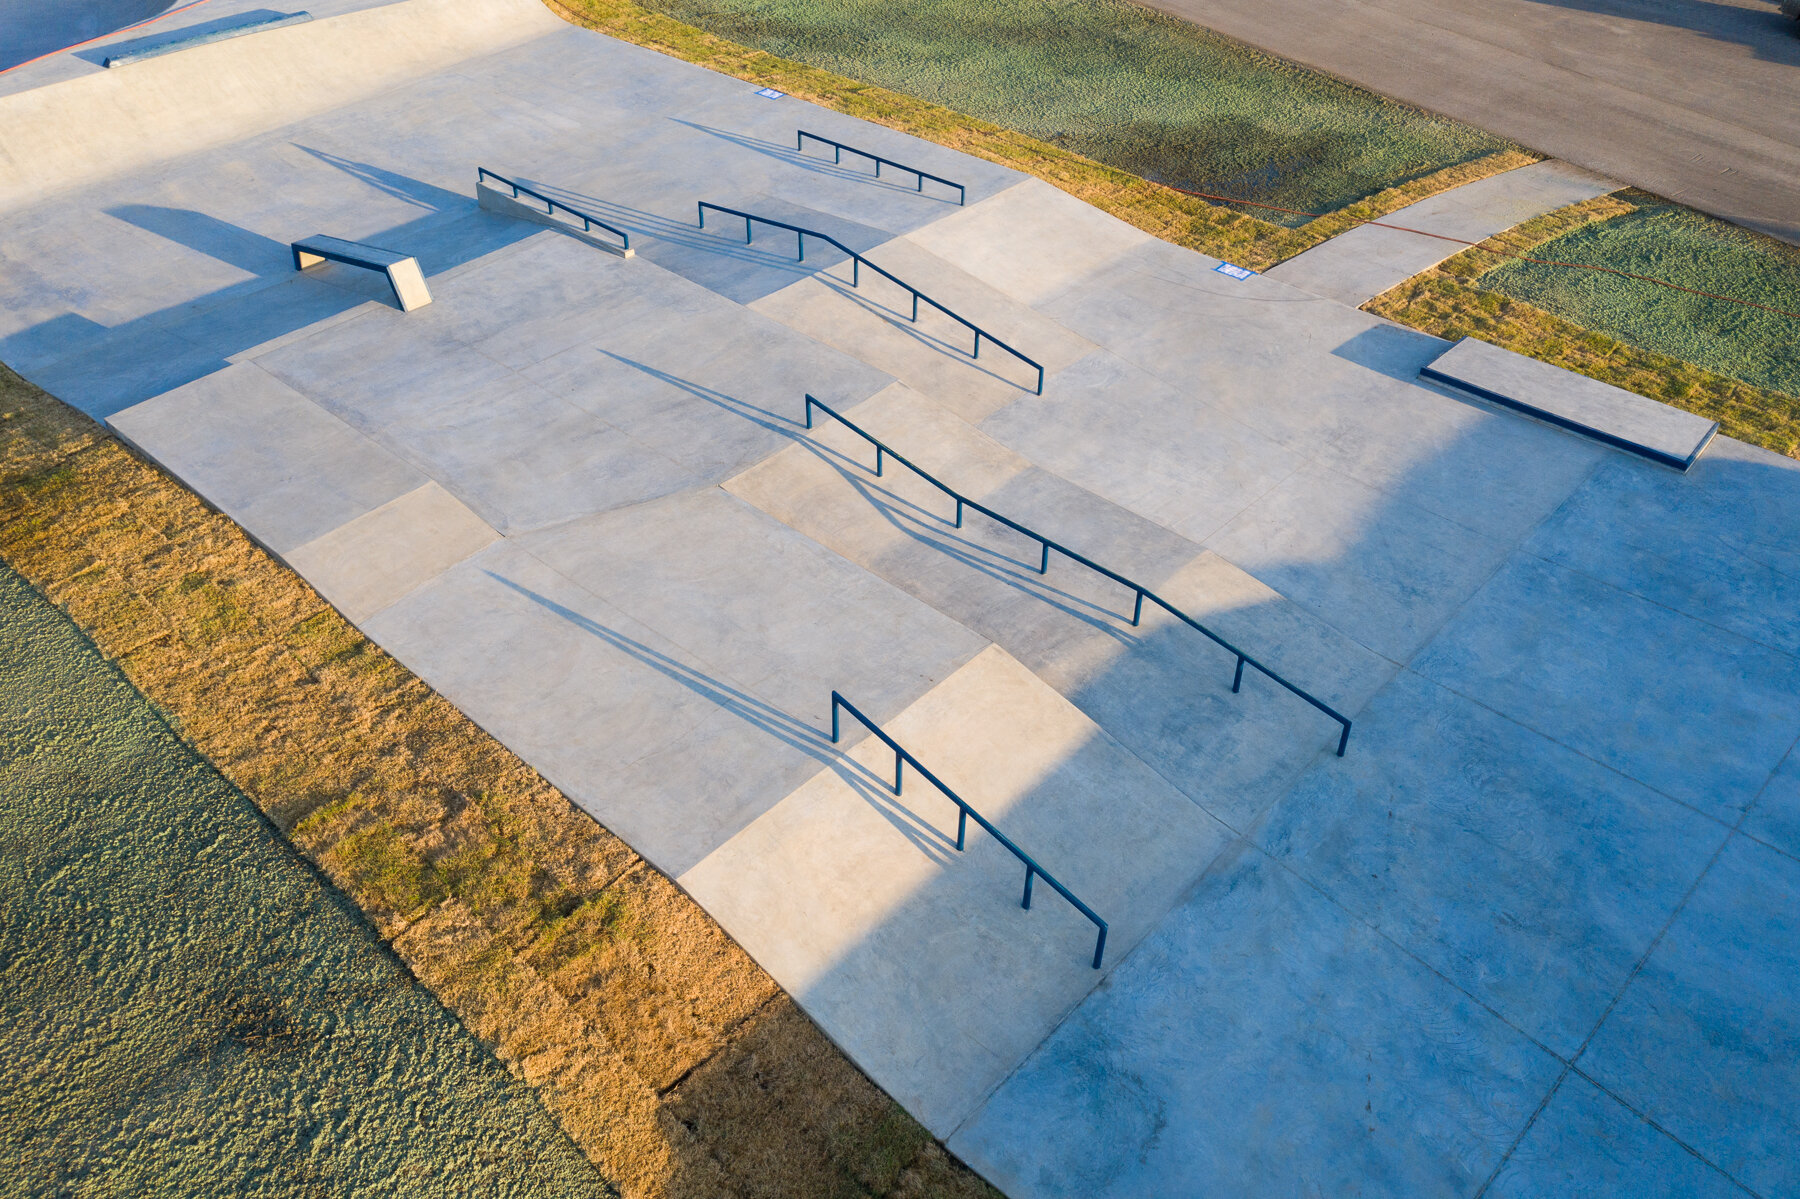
[755,87,786,99]
[1214,262,1256,280]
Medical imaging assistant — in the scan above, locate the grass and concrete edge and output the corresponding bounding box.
[0,364,1002,1199]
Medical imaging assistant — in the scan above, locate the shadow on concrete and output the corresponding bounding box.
[1,0,174,70]
[1517,0,1800,64]
[71,8,292,65]
[107,204,293,274]
[671,120,965,205]
[486,569,963,865]
[293,144,469,210]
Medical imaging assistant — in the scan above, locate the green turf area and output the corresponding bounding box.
[632,0,1513,223]
[1479,197,1800,399]
[0,563,615,1198]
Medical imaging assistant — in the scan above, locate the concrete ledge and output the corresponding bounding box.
[292,235,432,311]
[1420,336,1718,471]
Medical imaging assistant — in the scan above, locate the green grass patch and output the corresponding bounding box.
[626,0,1514,221]
[0,562,617,1198]
[1478,194,1800,399]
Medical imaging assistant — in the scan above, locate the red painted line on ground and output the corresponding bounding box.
[0,0,217,77]
[1168,183,1800,322]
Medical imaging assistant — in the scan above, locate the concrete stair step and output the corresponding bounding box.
[675,644,1232,1139]
[727,382,1394,830]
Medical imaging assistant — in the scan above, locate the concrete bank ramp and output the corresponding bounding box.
[0,0,559,207]
[678,644,1232,1138]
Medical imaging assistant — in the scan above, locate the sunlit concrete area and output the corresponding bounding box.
[2,1,1796,1194]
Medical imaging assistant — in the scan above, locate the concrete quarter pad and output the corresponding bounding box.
[510,488,988,732]
[361,539,852,876]
[900,178,1154,306]
[678,645,1231,1138]
[107,361,424,554]
[1523,436,1800,659]
[283,482,499,624]
[1258,670,1723,1058]
[1414,554,1800,823]
[1577,835,1800,1197]
[1485,1073,1745,1199]
[950,842,1561,1199]
[1421,336,1719,470]
[1266,160,1619,307]
[1744,747,1800,863]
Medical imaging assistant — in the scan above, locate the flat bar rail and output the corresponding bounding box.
[478,168,631,253]
[830,691,1108,969]
[697,201,1043,395]
[797,130,966,205]
[807,395,1354,756]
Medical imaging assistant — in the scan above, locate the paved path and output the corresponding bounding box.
[1140,0,1800,244]
[1266,158,1619,306]
[4,3,1798,1193]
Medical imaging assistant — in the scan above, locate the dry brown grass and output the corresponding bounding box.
[0,365,999,1198]
[542,0,1536,272]
[1366,193,1800,458]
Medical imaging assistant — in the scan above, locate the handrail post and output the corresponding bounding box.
[954,498,964,529]
[956,807,968,851]
[745,215,753,245]
[1021,866,1035,910]
[1039,540,1050,575]
[830,691,842,743]
[1091,926,1106,970]
[894,748,904,795]
[911,292,919,321]
[1233,656,1246,694]
[1131,590,1145,627]
[874,445,884,477]
[1336,721,1351,758]
[797,230,805,263]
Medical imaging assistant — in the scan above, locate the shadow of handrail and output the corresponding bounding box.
[831,691,1108,968]
[805,394,1355,755]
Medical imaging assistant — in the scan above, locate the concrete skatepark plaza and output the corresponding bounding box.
[1,1,1797,1194]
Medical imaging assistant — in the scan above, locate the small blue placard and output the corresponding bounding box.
[754,87,786,99]
[1214,262,1255,280]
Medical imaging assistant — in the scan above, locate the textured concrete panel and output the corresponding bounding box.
[1578,835,1800,1197]
[1485,1073,1745,1199]
[1414,555,1800,822]
[950,843,1562,1199]
[107,361,423,553]
[1259,670,1723,1058]
[284,481,500,623]
[680,646,1231,1137]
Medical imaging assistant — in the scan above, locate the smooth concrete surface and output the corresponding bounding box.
[284,481,499,622]
[1423,334,1720,469]
[1136,0,1800,244]
[680,645,1232,1137]
[8,7,1800,1194]
[1265,159,1620,306]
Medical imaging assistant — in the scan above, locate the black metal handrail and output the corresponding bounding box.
[478,168,631,253]
[797,130,967,205]
[830,691,1108,969]
[807,395,1354,756]
[697,201,1044,395]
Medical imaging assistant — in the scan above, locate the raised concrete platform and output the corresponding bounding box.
[1264,159,1619,307]
[1422,335,1720,470]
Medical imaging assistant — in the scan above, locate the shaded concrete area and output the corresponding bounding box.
[1138,0,1800,243]
[0,0,174,70]
[3,3,1797,1194]
[1267,159,1619,306]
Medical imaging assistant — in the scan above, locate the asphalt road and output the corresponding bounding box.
[1140,0,1800,243]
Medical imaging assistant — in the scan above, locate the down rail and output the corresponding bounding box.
[831,691,1108,969]
[807,395,1354,756]
[697,201,1043,395]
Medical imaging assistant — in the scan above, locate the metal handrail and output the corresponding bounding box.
[477,168,631,253]
[830,691,1108,969]
[697,201,1044,395]
[807,395,1354,756]
[797,130,966,205]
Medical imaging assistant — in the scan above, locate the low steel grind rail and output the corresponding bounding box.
[796,130,967,204]
[806,394,1354,756]
[697,201,1043,395]
[830,691,1108,969]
